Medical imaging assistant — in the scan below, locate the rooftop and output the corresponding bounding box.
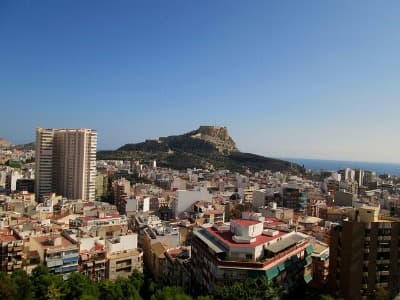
[0,234,16,242]
[232,219,260,226]
[33,234,76,251]
[204,225,286,249]
[312,241,329,256]
[264,233,307,253]
[203,210,224,215]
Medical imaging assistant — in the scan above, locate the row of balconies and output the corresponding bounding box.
[46,252,79,260]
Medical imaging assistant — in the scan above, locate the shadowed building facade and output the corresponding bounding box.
[329,206,400,299]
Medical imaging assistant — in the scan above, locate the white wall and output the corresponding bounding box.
[231,220,263,238]
[174,187,212,217]
[106,234,138,254]
[143,197,150,212]
[80,237,104,252]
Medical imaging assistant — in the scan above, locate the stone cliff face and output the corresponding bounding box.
[188,126,238,153]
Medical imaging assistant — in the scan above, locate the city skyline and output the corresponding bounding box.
[2,1,400,163]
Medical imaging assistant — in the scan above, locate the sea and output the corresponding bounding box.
[283,158,400,176]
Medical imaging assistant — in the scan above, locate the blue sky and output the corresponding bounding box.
[1,0,400,162]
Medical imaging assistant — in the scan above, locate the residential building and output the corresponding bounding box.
[30,233,79,280]
[259,202,294,223]
[5,171,23,194]
[173,187,212,218]
[35,128,97,201]
[191,213,313,292]
[328,206,400,299]
[105,234,143,280]
[35,128,54,200]
[112,178,131,214]
[80,245,107,282]
[282,187,303,210]
[16,178,35,193]
[310,240,329,290]
[0,230,24,274]
[330,191,355,207]
[162,246,192,292]
[95,172,108,201]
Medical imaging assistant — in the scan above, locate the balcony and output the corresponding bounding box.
[116,262,132,269]
[377,259,390,264]
[378,270,389,276]
[377,248,390,253]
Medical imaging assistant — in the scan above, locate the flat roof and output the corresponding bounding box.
[204,226,286,249]
[194,229,225,253]
[203,210,224,215]
[33,235,76,250]
[263,218,286,227]
[232,219,260,226]
[264,233,306,253]
[312,241,329,255]
[0,234,16,242]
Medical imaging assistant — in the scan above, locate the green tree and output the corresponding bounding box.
[5,160,22,168]
[115,277,142,300]
[11,269,34,300]
[213,278,284,300]
[98,280,125,300]
[129,269,145,292]
[30,265,66,300]
[0,272,18,300]
[46,283,63,300]
[196,296,213,300]
[65,272,99,300]
[373,286,389,300]
[320,295,335,300]
[150,286,192,300]
[80,295,98,300]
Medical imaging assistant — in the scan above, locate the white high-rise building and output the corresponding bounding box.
[35,128,97,201]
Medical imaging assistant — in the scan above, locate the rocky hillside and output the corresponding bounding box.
[98,126,303,173]
[186,126,237,153]
[0,138,12,148]
[14,142,35,151]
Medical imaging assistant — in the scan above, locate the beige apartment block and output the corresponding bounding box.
[35,128,97,201]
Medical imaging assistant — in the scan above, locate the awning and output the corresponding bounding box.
[248,270,261,279]
[304,274,312,283]
[278,263,286,271]
[321,253,329,260]
[266,266,279,280]
[305,256,312,265]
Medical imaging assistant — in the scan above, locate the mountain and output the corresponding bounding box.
[97,126,304,173]
[0,138,12,148]
[13,142,35,151]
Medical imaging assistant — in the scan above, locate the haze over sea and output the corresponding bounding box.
[284,158,400,176]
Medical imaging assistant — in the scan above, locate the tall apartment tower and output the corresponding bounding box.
[35,128,55,200]
[35,128,97,201]
[328,206,400,300]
